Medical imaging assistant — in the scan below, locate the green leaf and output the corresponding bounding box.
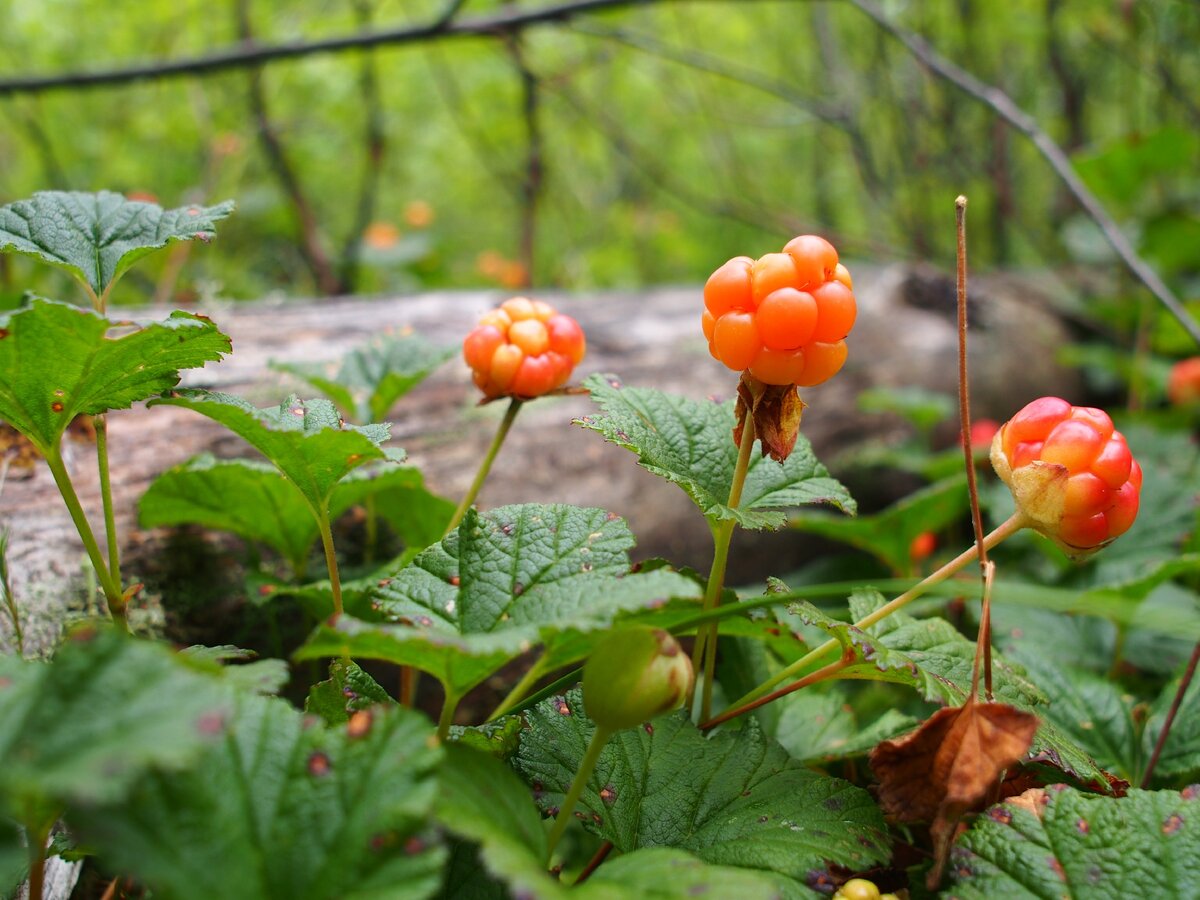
[0,191,233,298]
[946,786,1200,898]
[147,391,395,515]
[272,332,456,423]
[514,688,890,886]
[790,476,968,574]
[0,818,26,898]
[0,628,233,808]
[178,644,289,696]
[303,658,396,726]
[71,694,444,900]
[0,298,230,454]
[449,718,524,760]
[139,454,449,574]
[581,849,797,899]
[297,504,702,700]
[1143,671,1200,784]
[774,689,917,764]
[575,374,855,529]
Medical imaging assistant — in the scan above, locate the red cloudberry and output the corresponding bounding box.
[991,397,1141,557]
[1168,357,1200,406]
[703,235,855,386]
[463,297,585,399]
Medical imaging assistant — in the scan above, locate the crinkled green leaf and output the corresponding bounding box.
[1143,671,1200,784]
[0,298,230,453]
[303,658,396,726]
[790,476,967,574]
[575,375,854,529]
[0,818,26,898]
[946,786,1200,898]
[297,504,702,699]
[140,454,449,573]
[178,644,288,696]
[0,191,233,297]
[272,332,456,423]
[0,628,233,807]
[514,688,889,886]
[71,694,444,900]
[774,690,917,765]
[147,391,396,513]
[450,718,524,760]
[582,849,796,899]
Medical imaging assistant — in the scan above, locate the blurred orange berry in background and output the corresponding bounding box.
[404,200,434,229]
[126,191,159,204]
[1167,357,1200,406]
[363,221,401,250]
[968,418,1000,450]
[909,531,937,563]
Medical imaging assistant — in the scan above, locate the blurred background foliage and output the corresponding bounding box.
[0,0,1196,317]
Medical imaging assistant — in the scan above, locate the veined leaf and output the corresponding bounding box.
[0,191,233,298]
[297,504,702,700]
[70,694,444,900]
[774,690,917,764]
[139,454,450,574]
[0,298,230,454]
[272,332,456,423]
[514,688,890,887]
[147,391,396,515]
[575,374,854,529]
[946,786,1200,898]
[0,628,233,808]
[303,658,395,726]
[1143,670,1200,784]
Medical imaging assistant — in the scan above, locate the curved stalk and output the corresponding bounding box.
[724,512,1028,714]
[437,690,461,742]
[94,415,121,585]
[488,654,546,721]
[445,398,523,536]
[314,509,344,619]
[545,724,612,866]
[1142,639,1200,788]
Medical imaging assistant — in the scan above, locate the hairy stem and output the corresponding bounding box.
[725,512,1028,712]
[1141,639,1200,788]
[445,398,523,535]
[691,415,756,722]
[44,449,125,627]
[545,724,612,866]
[488,655,546,721]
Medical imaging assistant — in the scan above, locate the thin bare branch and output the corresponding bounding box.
[848,0,1200,346]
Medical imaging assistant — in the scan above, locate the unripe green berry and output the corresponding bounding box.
[583,627,694,732]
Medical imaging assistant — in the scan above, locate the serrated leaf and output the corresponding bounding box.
[179,643,288,696]
[0,298,230,454]
[71,694,444,900]
[140,454,449,574]
[575,375,854,529]
[513,688,890,885]
[147,391,395,514]
[945,786,1200,898]
[775,690,917,764]
[0,818,26,898]
[0,191,233,298]
[790,476,968,574]
[297,504,702,699]
[582,849,796,899]
[272,332,456,423]
[0,628,233,808]
[303,658,396,726]
[450,718,524,759]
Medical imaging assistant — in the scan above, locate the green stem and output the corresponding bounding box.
[437,691,461,742]
[725,512,1028,713]
[1141,638,1200,788]
[488,655,546,721]
[93,415,121,586]
[545,725,612,867]
[44,449,125,627]
[315,509,344,619]
[696,416,756,723]
[701,654,851,731]
[445,398,523,536]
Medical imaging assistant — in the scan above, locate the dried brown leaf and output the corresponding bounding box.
[734,374,805,463]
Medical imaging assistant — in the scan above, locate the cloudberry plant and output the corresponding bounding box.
[702,234,856,387]
[991,397,1142,557]
[463,297,585,399]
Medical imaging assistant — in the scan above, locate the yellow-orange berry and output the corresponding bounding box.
[463,298,586,399]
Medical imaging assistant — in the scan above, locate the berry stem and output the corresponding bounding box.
[700,654,851,731]
[487,655,546,721]
[723,512,1028,714]
[1141,637,1200,788]
[437,689,461,743]
[94,414,122,588]
[545,724,612,867]
[691,414,757,723]
[445,398,523,536]
[44,448,126,628]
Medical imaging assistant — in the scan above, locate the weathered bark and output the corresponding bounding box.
[0,266,1080,656]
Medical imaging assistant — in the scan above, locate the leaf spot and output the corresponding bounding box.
[187,207,200,215]
[1183,784,1200,800]
[404,836,425,855]
[1048,857,1066,881]
[600,784,617,805]
[581,562,593,573]
[307,751,333,776]
[53,388,64,397]
[988,807,1013,825]
[195,711,226,736]
[643,722,654,735]
[1163,813,1185,835]
[1076,817,1089,834]
[51,402,65,413]
[290,406,305,417]
[449,575,460,587]
[347,709,373,739]
[0,329,8,339]
[555,698,571,716]
[417,616,433,627]
[513,583,524,596]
